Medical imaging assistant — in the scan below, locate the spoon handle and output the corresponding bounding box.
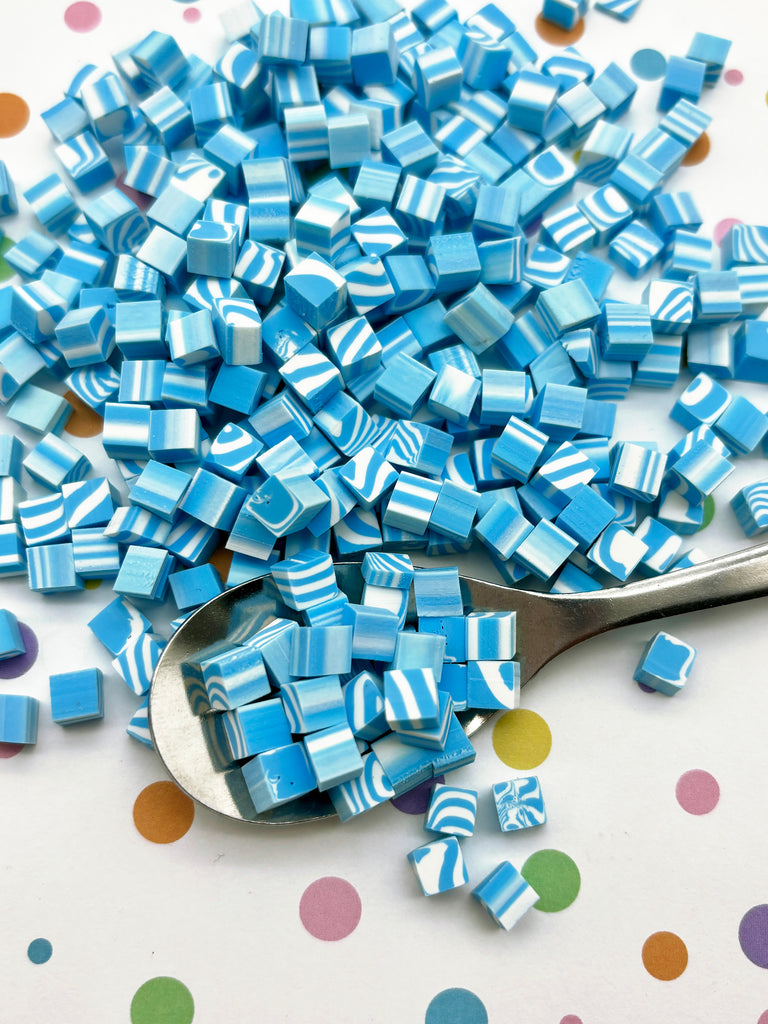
[562,540,768,645]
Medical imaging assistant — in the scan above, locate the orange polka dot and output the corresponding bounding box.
[63,390,103,438]
[492,708,552,769]
[681,132,710,166]
[642,931,688,980]
[535,14,585,45]
[208,546,232,583]
[0,93,30,137]
[133,781,195,844]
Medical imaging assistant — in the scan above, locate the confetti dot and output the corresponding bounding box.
[130,977,194,1024]
[207,545,233,583]
[0,622,39,679]
[630,49,667,81]
[492,708,552,769]
[133,781,195,843]
[739,904,768,969]
[115,173,152,211]
[757,1012,768,1024]
[63,390,104,438]
[534,14,585,45]
[521,849,580,912]
[700,494,715,530]
[725,69,744,86]
[391,774,444,815]
[675,769,720,815]
[183,7,202,22]
[715,218,742,245]
[559,1017,583,1024]
[0,235,16,283]
[27,938,52,964]
[0,742,24,759]
[84,578,103,590]
[64,1,102,31]
[0,93,30,138]
[681,132,710,167]
[425,988,488,1024]
[299,876,362,941]
[642,931,688,980]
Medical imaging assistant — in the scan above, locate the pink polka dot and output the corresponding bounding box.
[0,742,24,759]
[64,1,102,32]
[757,1011,768,1024]
[714,218,742,245]
[724,69,744,86]
[560,1017,584,1024]
[299,876,361,941]
[675,769,720,815]
[183,7,201,22]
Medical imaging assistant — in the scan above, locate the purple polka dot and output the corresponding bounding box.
[739,905,768,969]
[115,174,151,211]
[299,876,361,941]
[636,680,656,693]
[724,69,744,85]
[390,775,445,815]
[675,769,719,815]
[0,623,38,679]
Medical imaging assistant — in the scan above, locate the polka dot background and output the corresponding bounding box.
[63,2,102,32]
[2,0,768,1021]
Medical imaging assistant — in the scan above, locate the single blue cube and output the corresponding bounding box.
[50,668,104,725]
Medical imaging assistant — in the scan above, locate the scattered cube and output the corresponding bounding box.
[633,630,696,695]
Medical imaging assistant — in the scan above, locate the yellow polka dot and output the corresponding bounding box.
[84,578,102,590]
[492,708,552,769]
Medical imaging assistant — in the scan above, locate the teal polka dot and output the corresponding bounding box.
[425,988,488,1024]
[27,938,52,964]
[630,49,667,81]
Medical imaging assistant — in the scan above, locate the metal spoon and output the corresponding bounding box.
[149,543,768,825]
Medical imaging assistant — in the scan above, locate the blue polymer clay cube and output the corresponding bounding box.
[49,668,104,724]
[633,630,696,695]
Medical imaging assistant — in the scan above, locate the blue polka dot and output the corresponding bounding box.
[630,49,667,81]
[425,988,488,1024]
[27,938,52,964]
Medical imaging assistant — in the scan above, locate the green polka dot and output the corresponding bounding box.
[130,977,194,1024]
[699,495,715,531]
[0,234,16,283]
[521,849,581,913]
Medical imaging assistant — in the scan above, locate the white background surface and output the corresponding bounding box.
[2,0,768,1021]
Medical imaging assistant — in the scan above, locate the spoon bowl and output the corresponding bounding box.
[150,543,768,824]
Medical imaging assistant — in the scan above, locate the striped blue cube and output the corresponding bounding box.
[634,630,696,695]
[384,667,439,731]
[327,751,395,822]
[472,861,539,929]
